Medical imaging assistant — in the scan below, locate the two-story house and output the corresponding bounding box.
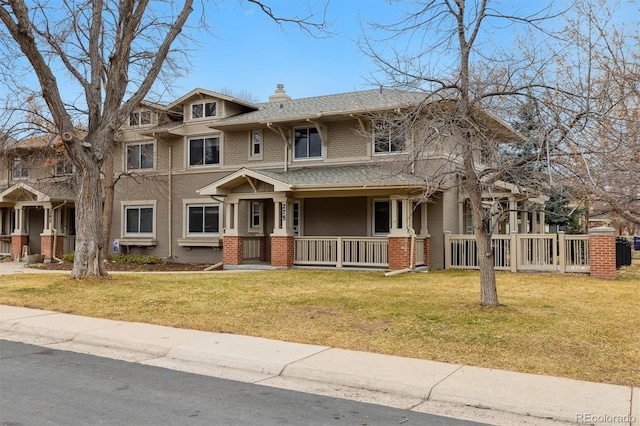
[0,84,546,268]
[110,84,546,270]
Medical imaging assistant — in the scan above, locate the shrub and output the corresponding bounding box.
[107,254,166,265]
[61,253,74,264]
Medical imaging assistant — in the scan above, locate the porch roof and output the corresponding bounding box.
[197,165,427,196]
[0,182,75,203]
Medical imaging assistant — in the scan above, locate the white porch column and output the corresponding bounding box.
[390,197,411,236]
[522,202,530,233]
[419,202,429,236]
[272,197,294,236]
[539,210,546,233]
[224,200,239,236]
[509,199,517,234]
[12,206,24,234]
[531,209,539,234]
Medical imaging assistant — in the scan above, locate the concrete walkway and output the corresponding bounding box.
[0,263,638,425]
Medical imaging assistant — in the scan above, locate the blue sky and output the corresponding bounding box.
[169,0,400,103]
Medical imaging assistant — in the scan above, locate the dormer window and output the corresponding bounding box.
[191,101,217,119]
[129,110,151,126]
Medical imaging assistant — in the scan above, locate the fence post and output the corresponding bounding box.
[510,232,518,272]
[444,232,451,269]
[558,232,566,273]
[588,226,616,280]
[336,237,343,268]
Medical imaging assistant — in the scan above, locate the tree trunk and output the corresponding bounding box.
[71,165,107,278]
[102,148,115,257]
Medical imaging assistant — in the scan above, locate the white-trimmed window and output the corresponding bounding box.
[294,127,322,159]
[126,142,154,171]
[124,204,155,236]
[373,120,405,154]
[373,200,391,235]
[191,101,217,119]
[250,130,262,159]
[292,201,301,236]
[129,110,151,126]
[54,157,73,176]
[188,136,220,167]
[12,156,28,179]
[250,202,261,230]
[187,204,220,235]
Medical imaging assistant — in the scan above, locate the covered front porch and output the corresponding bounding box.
[198,166,430,270]
[0,182,76,262]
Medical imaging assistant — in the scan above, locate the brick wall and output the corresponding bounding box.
[423,238,430,267]
[41,235,64,263]
[271,236,294,268]
[223,235,243,265]
[588,228,616,280]
[11,235,29,260]
[389,237,413,270]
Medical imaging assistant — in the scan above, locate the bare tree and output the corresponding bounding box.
[359,1,572,306]
[0,0,326,278]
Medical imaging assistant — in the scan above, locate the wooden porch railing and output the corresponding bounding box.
[294,237,389,267]
[0,235,11,256]
[243,237,262,260]
[444,232,589,273]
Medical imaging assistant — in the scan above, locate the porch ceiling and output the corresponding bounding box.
[0,182,75,203]
[197,165,427,197]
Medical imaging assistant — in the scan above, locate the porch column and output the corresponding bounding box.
[389,197,413,270]
[531,209,539,234]
[509,199,517,234]
[40,204,61,263]
[539,210,546,233]
[271,198,294,268]
[10,206,27,261]
[419,202,430,267]
[522,202,530,233]
[223,200,243,266]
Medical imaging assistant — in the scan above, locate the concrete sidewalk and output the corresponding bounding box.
[0,305,637,425]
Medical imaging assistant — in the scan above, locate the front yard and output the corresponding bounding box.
[0,263,638,387]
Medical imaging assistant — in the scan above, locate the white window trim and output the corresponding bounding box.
[248,201,262,232]
[293,126,324,161]
[128,109,153,127]
[190,100,217,120]
[12,157,29,180]
[125,140,156,172]
[54,157,73,176]
[249,130,263,160]
[372,199,391,236]
[292,200,302,236]
[121,200,157,239]
[372,120,406,155]
[186,135,222,168]
[183,200,222,237]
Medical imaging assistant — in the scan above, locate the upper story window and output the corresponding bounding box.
[126,142,154,171]
[294,127,322,160]
[54,157,73,176]
[373,120,405,154]
[12,156,29,179]
[189,136,220,167]
[129,110,151,126]
[187,204,220,235]
[191,101,217,119]
[250,130,262,159]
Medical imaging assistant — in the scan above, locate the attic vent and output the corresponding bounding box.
[269,84,292,102]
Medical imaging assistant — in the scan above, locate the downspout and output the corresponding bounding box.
[168,143,173,258]
[51,201,67,262]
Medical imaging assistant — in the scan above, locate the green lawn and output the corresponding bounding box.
[1,264,638,387]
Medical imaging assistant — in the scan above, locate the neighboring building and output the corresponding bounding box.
[0,85,546,268]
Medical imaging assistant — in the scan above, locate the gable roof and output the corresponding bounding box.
[197,164,427,196]
[166,88,260,112]
[0,181,75,202]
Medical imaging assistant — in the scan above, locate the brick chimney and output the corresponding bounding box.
[269,84,291,102]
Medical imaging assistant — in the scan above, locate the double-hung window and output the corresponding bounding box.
[250,202,261,230]
[294,127,322,159]
[124,205,154,235]
[373,120,405,154]
[189,137,220,167]
[54,157,73,176]
[250,130,262,159]
[12,157,28,179]
[129,110,151,126]
[187,204,220,235]
[192,101,216,119]
[126,142,154,171]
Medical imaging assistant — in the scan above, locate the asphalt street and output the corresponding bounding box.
[0,340,487,426]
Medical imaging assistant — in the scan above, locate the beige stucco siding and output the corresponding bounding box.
[303,197,368,236]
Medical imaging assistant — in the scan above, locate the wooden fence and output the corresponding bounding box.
[445,232,589,273]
